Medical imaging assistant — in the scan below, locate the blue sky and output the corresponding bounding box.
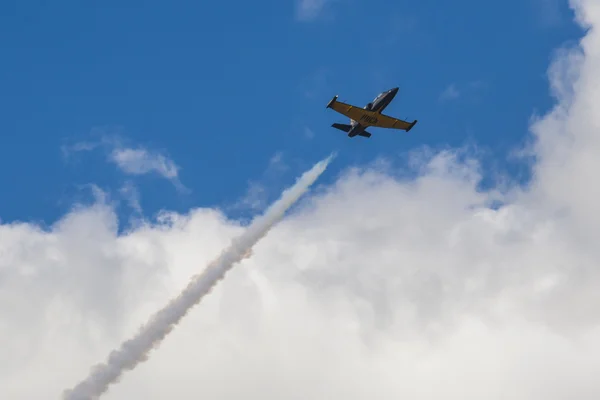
[0,0,583,226]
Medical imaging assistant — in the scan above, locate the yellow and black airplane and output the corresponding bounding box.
[326,87,417,138]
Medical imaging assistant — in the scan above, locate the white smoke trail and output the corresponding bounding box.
[62,154,335,400]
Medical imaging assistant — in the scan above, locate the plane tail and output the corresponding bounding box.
[331,123,352,132]
[348,130,372,138]
[332,123,371,138]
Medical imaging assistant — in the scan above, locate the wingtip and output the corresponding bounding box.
[326,95,338,109]
[406,119,418,132]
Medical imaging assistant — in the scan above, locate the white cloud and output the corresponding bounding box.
[62,132,189,193]
[235,181,268,211]
[108,147,188,194]
[267,151,288,174]
[439,81,487,102]
[439,83,460,101]
[303,126,315,139]
[3,1,600,398]
[110,147,188,192]
[109,148,178,179]
[295,0,333,21]
[119,181,142,214]
[60,141,99,159]
[233,152,290,212]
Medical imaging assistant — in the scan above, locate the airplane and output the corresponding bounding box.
[326,87,417,138]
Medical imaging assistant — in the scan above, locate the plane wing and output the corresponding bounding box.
[326,96,367,121]
[371,112,417,131]
[326,95,417,132]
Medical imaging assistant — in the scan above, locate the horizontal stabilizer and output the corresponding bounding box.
[332,123,352,132]
[347,130,372,138]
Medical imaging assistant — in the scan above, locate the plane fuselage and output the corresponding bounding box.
[348,87,399,136]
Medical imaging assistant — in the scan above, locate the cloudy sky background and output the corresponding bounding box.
[2,0,600,398]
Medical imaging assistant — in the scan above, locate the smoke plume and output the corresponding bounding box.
[62,153,334,399]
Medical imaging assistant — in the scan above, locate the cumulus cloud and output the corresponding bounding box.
[62,155,332,399]
[2,1,600,399]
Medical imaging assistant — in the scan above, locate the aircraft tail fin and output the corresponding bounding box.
[331,123,352,132]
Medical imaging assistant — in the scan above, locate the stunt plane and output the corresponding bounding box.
[326,87,417,138]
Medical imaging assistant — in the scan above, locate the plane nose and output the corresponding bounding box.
[391,87,399,94]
